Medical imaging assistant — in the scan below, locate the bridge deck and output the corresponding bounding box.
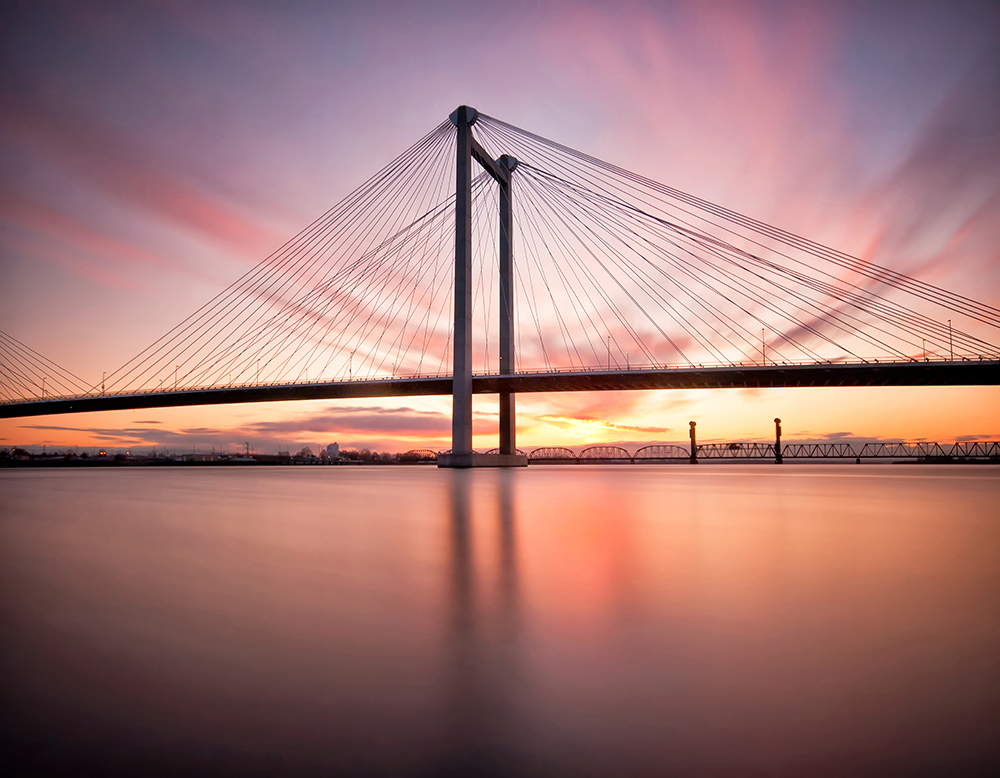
[1,360,997,419]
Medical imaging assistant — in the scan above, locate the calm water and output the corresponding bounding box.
[1,465,998,776]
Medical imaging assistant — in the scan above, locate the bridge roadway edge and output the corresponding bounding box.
[1,361,997,419]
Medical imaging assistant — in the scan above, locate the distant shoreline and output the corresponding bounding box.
[0,458,409,468]
[2,458,996,468]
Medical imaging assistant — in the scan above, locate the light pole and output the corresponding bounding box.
[174,365,179,390]
[923,339,926,360]
[761,329,766,366]
[41,377,46,398]
[256,359,260,384]
[948,319,953,360]
[102,371,106,395]
[350,351,354,379]
[607,336,611,370]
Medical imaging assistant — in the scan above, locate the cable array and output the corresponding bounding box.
[5,111,997,404]
[0,330,89,402]
[473,114,1000,370]
[97,121,467,394]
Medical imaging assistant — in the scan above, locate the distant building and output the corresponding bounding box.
[326,442,340,460]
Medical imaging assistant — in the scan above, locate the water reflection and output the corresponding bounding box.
[441,469,528,776]
[0,466,998,775]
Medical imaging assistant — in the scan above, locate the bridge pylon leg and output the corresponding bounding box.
[499,154,516,456]
[449,106,475,462]
[439,107,526,468]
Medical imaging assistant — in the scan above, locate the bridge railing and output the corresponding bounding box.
[527,447,578,462]
[469,354,1000,377]
[780,443,857,458]
[697,442,775,459]
[399,449,438,462]
[0,371,460,403]
[518,440,999,461]
[950,441,1000,457]
[634,444,689,460]
[579,445,632,462]
[857,442,947,458]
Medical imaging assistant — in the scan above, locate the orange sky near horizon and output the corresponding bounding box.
[3,384,998,455]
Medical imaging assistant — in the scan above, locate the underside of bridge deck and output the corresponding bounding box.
[1,361,996,419]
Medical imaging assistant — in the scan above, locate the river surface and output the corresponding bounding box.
[1,465,998,776]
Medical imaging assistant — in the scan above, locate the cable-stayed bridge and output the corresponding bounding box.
[2,107,998,465]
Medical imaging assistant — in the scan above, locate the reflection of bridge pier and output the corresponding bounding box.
[439,470,528,773]
[496,470,519,644]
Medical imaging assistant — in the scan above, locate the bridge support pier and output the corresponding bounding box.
[774,417,783,464]
[689,421,698,464]
[438,451,527,467]
[440,106,526,468]
[448,105,476,463]
[499,154,517,457]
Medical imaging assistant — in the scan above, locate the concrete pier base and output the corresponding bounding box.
[437,453,528,468]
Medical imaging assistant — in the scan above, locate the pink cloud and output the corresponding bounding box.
[0,190,217,290]
[2,100,286,260]
[855,45,1000,297]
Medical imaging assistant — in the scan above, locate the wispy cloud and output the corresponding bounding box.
[15,404,460,451]
[2,100,286,261]
[0,189,213,290]
[247,405,450,436]
[860,43,1000,290]
[818,431,856,441]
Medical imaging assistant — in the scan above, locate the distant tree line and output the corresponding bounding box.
[1,446,439,465]
[296,446,432,464]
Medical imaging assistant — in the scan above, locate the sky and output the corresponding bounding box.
[1,0,999,454]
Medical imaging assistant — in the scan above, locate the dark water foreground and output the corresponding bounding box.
[1,466,998,776]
